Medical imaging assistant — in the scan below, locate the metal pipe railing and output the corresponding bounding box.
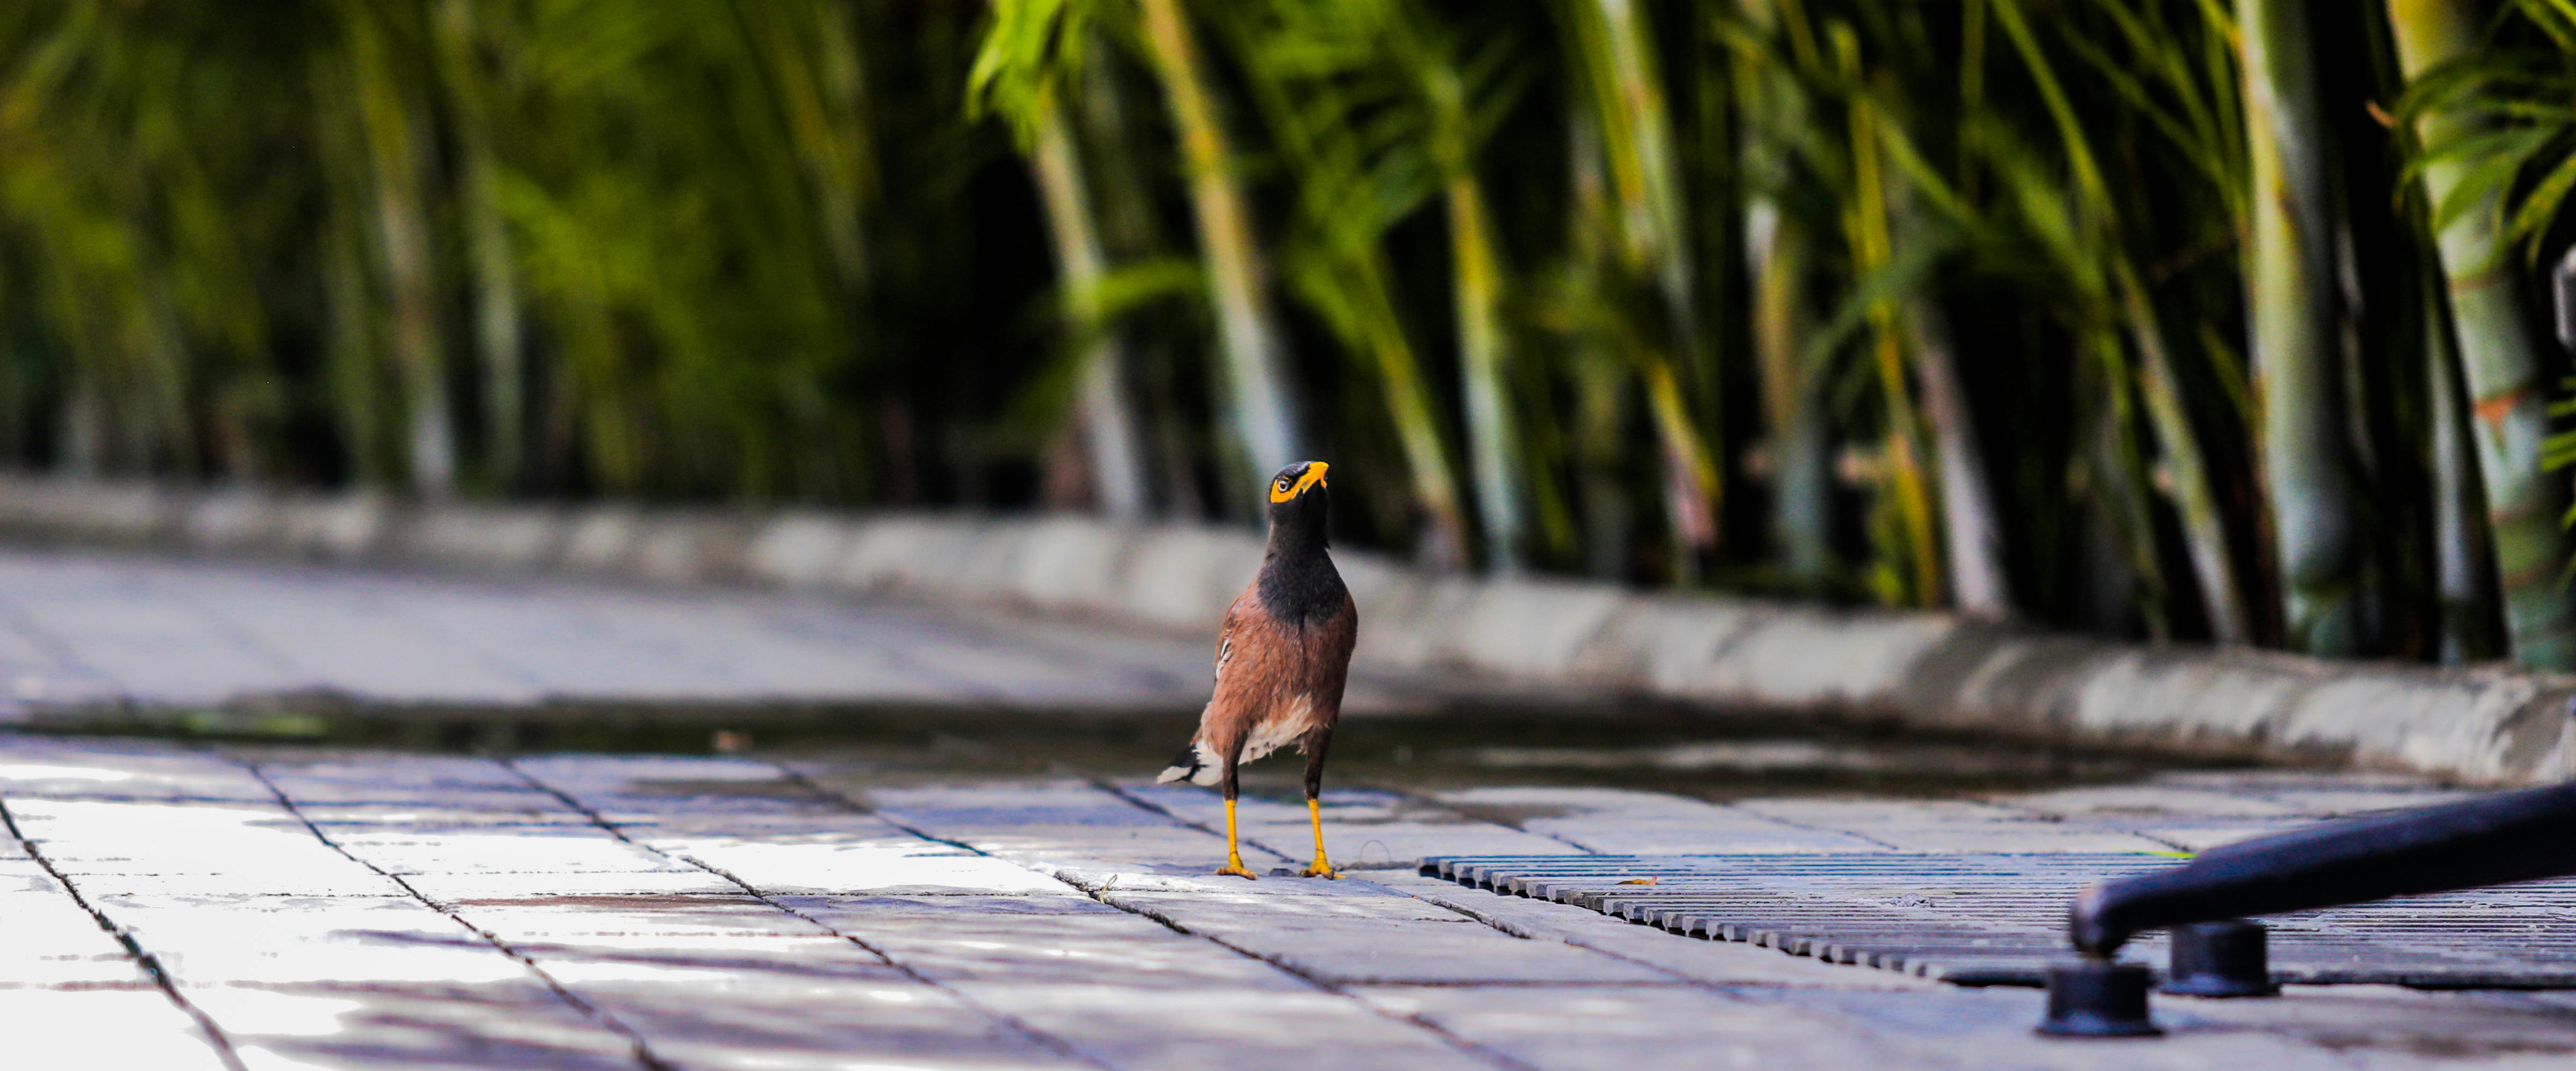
[2070,780,2576,954]
[2043,780,2576,1036]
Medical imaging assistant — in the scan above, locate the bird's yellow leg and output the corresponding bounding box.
[1298,797,1340,879]
[1214,797,1259,880]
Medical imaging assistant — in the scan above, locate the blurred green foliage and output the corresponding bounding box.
[5,0,2576,667]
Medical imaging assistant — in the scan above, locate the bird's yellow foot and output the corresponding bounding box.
[1214,859,1260,880]
[1299,799,1337,877]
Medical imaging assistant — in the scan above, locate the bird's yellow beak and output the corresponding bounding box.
[1270,462,1329,503]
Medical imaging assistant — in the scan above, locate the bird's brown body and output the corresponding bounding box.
[1158,461,1355,879]
[1191,584,1356,778]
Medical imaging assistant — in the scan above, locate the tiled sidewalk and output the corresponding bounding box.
[0,736,2567,1069]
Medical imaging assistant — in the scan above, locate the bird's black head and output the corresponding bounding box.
[1263,461,1330,548]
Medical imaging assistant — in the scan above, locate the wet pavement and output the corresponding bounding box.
[1,734,2569,1070]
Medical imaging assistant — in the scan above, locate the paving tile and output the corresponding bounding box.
[518,936,913,988]
[2170,986,2576,1066]
[188,579,547,704]
[68,870,418,898]
[96,895,523,987]
[518,760,1076,897]
[193,981,648,1071]
[375,587,755,699]
[2129,820,2311,852]
[649,836,1073,896]
[0,891,152,987]
[10,599,307,704]
[337,833,693,877]
[822,778,1173,830]
[1998,782,2309,820]
[511,754,790,791]
[0,987,231,1069]
[956,981,1493,1071]
[402,870,743,901]
[274,785,578,813]
[527,596,961,704]
[261,753,537,790]
[833,779,1277,877]
[1731,984,2368,1070]
[1094,880,1670,986]
[571,977,1090,1070]
[1355,983,1921,1069]
[1730,797,2177,854]
[0,740,273,801]
[1436,786,1890,854]
[12,797,335,860]
[0,615,123,710]
[299,805,593,829]
[779,894,1299,990]
[1122,781,1578,865]
[0,856,65,892]
[455,895,824,941]
[2251,786,2484,818]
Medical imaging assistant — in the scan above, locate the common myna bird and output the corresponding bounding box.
[1158,460,1355,880]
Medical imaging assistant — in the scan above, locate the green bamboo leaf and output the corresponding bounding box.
[1798,235,1953,372]
[968,0,1090,145]
[1862,102,1972,226]
[2413,123,2558,174]
[2429,140,2553,232]
[2508,145,2576,249]
[2514,0,2576,52]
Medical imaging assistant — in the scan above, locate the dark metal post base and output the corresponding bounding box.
[2162,919,2279,997]
[2036,960,2163,1038]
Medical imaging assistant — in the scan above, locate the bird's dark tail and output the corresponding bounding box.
[1156,741,1221,786]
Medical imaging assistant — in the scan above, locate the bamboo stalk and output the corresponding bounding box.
[307,48,395,488]
[1840,29,1941,608]
[1988,0,2250,641]
[1133,0,1303,486]
[344,2,455,497]
[1576,0,1699,365]
[1750,205,1833,587]
[1212,0,1471,565]
[1734,0,1833,588]
[2424,275,2502,661]
[1448,173,1524,573]
[1568,106,1636,580]
[2240,0,2362,654]
[1908,301,2009,617]
[430,0,523,490]
[1030,93,1150,520]
[2119,263,2252,644]
[2387,0,2576,669]
[1566,0,1718,561]
[1077,52,1204,519]
[1348,255,1471,568]
[2084,328,2176,639]
[1407,27,1529,574]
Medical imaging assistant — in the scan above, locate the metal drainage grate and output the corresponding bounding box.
[1423,853,2576,989]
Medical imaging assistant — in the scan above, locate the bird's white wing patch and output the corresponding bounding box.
[1239,696,1318,765]
[1157,740,1222,787]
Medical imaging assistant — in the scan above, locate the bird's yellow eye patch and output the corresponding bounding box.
[1269,462,1329,503]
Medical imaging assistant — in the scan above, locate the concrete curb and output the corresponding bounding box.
[2,473,2568,785]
